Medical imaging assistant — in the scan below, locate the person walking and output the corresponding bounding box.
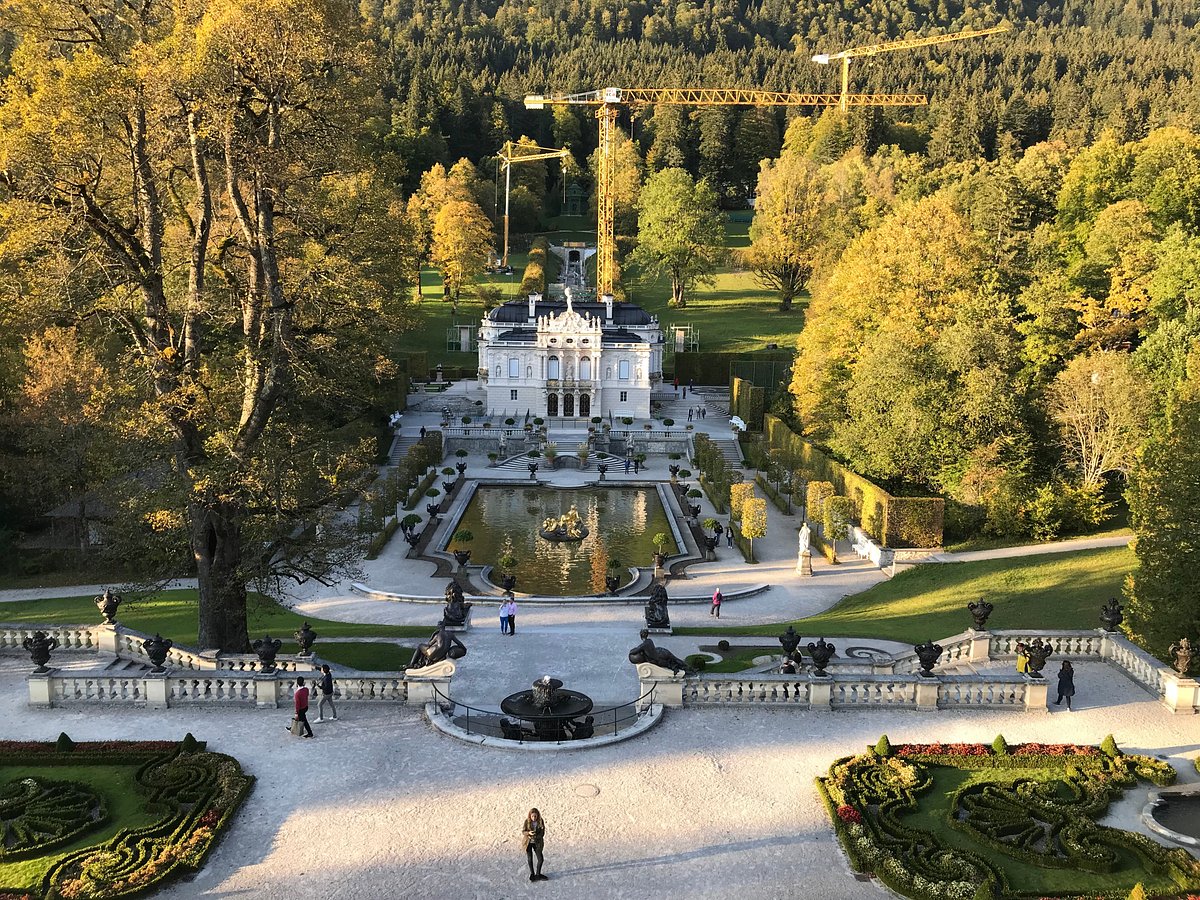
[315,665,337,722]
[688,408,694,422]
[710,587,723,617]
[289,677,314,738]
[499,598,511,634]
[419,425,426,440]
[522,808,548,882]
[726,523,734,548]
[507,596,518,635]
[624,457,631,475]
[1055,661,1075,710]
[701,406,706,419]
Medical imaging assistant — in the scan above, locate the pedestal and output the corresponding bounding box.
[1164,676,1198,715]
[809,676,832,710]
[144,671,170,710]
[405,659,456,704]
[915,678,940,710]
[647,626,673,635]
[1023,677,1049,712]
[635,663,684,707]
[797,551,813,577]
[95,624,121,656]
[27,669,56,708]
[967,629,992,663]
[444,608,471,633]
[254,672,281,709]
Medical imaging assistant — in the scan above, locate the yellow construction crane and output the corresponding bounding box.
[812,24,1009,112]
[525,87,926,299]
[498,141,572,269]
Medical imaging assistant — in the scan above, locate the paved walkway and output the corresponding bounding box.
[2,654,1197,900]
[924,534,1133,564]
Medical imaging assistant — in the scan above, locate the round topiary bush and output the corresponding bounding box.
[426,489,440,498]
[717,639,730,651]
[505,417,516,426]
[441,467,455,476]
[461,416,471,424]
[663,419,674,427]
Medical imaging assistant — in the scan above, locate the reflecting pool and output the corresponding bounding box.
[447,486,679,595]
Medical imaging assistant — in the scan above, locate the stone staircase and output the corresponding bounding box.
[709,438,743,467]
[388,433,421,465]
[493,451,625,473]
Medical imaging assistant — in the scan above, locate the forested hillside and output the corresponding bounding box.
[370,0,1200,192]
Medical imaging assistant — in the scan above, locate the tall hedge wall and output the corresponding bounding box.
[519,236,549,297]
[763,414,944,549]
[670,350,794,387]
[731,377,766,431]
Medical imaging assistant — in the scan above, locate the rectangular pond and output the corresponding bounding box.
[447,486,679,596]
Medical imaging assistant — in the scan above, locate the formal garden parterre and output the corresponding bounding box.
[0,736,251,900]
[819,734,1197,900]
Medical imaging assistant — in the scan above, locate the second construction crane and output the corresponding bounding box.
[525,26,1007,300]
[498,141,571,269]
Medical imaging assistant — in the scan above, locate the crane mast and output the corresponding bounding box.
[498,141,571,269]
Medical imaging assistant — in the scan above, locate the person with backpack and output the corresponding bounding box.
[315,664,337,722]
[710,587,723,618]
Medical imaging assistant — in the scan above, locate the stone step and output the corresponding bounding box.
[709,439,743,466]
[388,434,420,466]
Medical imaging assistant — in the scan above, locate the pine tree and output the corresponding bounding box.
[1125,351,1200,656]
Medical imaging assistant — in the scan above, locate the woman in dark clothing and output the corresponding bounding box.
[1055,660,1075,710]
[522,808,547,882]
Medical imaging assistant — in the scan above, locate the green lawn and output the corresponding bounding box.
[687,644,779,673]
[0,590,432,647]
[403,216,804,366]
[0,764,158,892]
[312,641,419,671]
[676,547,1135,644]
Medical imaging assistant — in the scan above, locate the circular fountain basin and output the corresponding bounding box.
[501,680,594,742]
[1144,789,1200,847]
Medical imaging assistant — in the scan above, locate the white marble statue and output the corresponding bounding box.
[798,523,811,556]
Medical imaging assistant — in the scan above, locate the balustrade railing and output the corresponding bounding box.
[830,677,918,708]
[169,675,257,703]
[0,624,98,651]
[937,677,1026,708]
[685,677,810,705]
[988,630,1107,659]
[53,674,145,704]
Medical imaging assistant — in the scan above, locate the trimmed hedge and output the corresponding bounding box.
[0,738,252,900]
[519,236,549,297]
[764,414,944,548]
[671,349,794,387]
[820,739,1191,900]
[731,376,766,431]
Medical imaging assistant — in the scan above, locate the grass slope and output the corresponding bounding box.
[677,546,1134,644]
[0,590,431,646]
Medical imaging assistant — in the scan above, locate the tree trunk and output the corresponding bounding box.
[193,503,250,652]
[671,277,687,308]
[779,289,794,312]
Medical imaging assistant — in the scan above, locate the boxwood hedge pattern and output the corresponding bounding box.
[0,736,253,900]
[818,737,1197,900]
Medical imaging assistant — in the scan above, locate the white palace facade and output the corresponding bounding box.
[478,291,664,419]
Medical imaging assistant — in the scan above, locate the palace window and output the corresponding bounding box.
[548,356,560,379]
[511,390,518,401]
[618,360,630,380]
[620,391,628,402]
[508,357,519,378]
[580,357,591,380]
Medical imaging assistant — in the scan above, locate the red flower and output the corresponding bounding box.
[836,804,862,824]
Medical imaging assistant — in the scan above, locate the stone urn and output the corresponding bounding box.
[779,626,801,662]
[806,638,836,676]
[453,549,472,568]
[689,503,702,518]
[1100,597,1124,632]
[704,536,718,560]
[528,463,539,480]
[604,573,621,594]
[914,640,943,677]
[23,631,58,673]
[426,503,440,519]
[500,573,517,592]
[441,480,456,494]
[252,635,282,673]
[1024,638,1052,678]
[143,633,174,672]
[294,622,317,657]
[1169,638,1193,676]
[668,464,680,481]
[598,464,608,481]
[94,590,122,626]
[967,599,993,631]
[456,461,468,476]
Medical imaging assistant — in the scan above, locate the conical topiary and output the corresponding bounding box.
[874,734,892,757]
[1101,734,1122,758]
[55,732,75,753]
[992,734,1009,756]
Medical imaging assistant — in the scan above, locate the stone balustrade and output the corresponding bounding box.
[989,629,1108,659]
[27,659,452,710]
[0,624,99,652]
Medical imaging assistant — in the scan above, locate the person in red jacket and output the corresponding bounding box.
[290,676,314,738]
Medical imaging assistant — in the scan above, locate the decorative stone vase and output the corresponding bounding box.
[806,638,836,675]
[1100,597,1124,632]
[967,599,994,631]
[1024,638,1052,678]
[779,626,801,660]
[456,462,467,476]
[704,536,718,560]
[652,552,666,569]
[501,574,517,592]
[441,481,456,494]
[598,464,608,481]
[1169,638,1193,676]
[294,622,317,656]
[252,635,282,673]
[604,573,621,594]
[23,631,58,673]
[94,590,121,625]
[426,503,440,518]
[668,465,680,481]
[689,503,702,518]
[143,633,173,672]
[528,463,539,480]
[453,549,472,568]
[914,640,943,677]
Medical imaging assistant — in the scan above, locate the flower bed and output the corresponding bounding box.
[818,736,1195,900]
[0,736,252,899]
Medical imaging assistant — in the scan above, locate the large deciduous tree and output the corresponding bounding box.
[0,0,413,650]
[1045,352,1150,488]
[631,167,723,309]
[430,198,494,310]
[1124,352,1200,656]
[746,154,830,311]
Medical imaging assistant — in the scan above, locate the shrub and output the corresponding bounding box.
[823,495,855,542]
[452,529,474,544]
[505,417,516,425]
[730,482,756,519]
[807,481,835,523]
[685,654,708,671]
[679,469,692,478]
[991,734,1009,756]
[1100,734,1122,758]
[702,518,719,531]
[687,489,702,499]
[456,449,468,458]
[461,416,471,424]
[718,639,730,651]
[441,467,455,475]
[534,417,545,425]
[621,417,633,425]
[56,732,75,753]
[874,734,892,757]
[426,488,440,498]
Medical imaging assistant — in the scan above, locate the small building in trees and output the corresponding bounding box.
[477,290,663,420]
